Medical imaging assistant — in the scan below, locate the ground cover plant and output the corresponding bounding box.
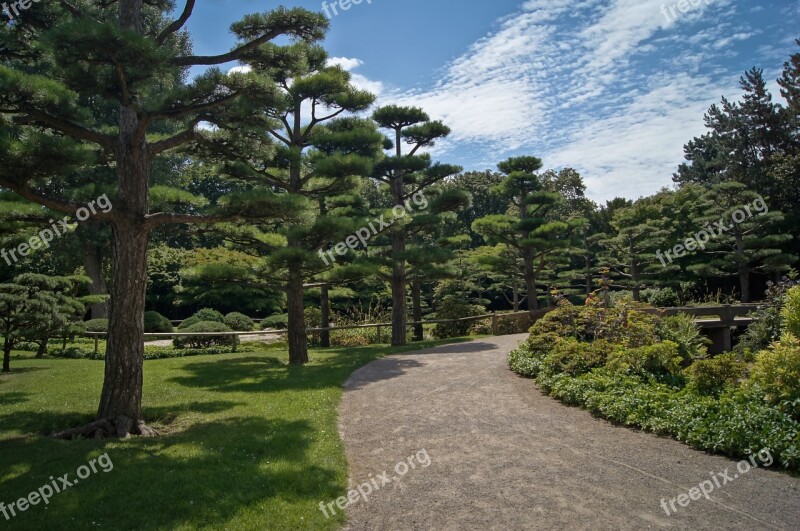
[508,290,800,470]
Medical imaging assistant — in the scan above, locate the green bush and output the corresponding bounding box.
[643,288,680,308]
[750,338,800,413]
[542,338,611,377]
[173,321,238,350]
[657,313,710,361]
[605,341,683,380]
[178,315,202,330]
[261,313,289,330]
[224,312,254,331]
[51,342,262,360]
[781,286,800,339]
[685,353,748,395]
[144,311,173,333]
[191,308,225,324]
[84,319,109,332]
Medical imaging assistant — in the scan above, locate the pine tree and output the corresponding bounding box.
[371,105,464,345]
[0,1,329,436]
[472,156,582,314]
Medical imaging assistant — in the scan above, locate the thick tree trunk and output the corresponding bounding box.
[97,219,150,437]
[92,2,155,438]
[286,273,308,364]
[411,281,423,341]
[739,267,751,303]
[320,284,330,348]
[84,243,109,319]
[2,339,10,372]
[36,338,48,359]
[523,251,538,314]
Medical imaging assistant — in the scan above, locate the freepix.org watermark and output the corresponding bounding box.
[660,448,772,516]
[655,195,768,268]
[318,448,431,518]
[661,0,715,23]
[1,453,114,521]
[1,0,41,21]
[321,0,372,19]
[1,193,112,266]
[318,191,429,266]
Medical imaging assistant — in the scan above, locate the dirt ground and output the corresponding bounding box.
[338,334,800,530]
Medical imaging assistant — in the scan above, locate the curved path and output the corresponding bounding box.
[338,334,800,530]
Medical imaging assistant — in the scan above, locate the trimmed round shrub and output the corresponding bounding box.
[260,313,288,330]
[84,319,109,332]
[224,312,254,331]
[191,308,225,324]
[178,315,202,330]
[144,311,174,333]
[605,340,684,379]
[643,288,680,308]
[173,321,238,350]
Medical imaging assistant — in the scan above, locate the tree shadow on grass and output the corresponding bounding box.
[0,417,342,529]
[168,351,401,394]
[0,391,33,406]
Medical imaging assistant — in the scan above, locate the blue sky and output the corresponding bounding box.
[185,0,800,202]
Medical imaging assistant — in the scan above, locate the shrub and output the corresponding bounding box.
[542,338,611,377]
[605,341,683,380]
[144,311,173,333]
[178,315,202,330]
[330,330,371,347]
[657,313,710,362]
[224,312,254,331]
[685,353,748,396]
[781,286,800,339]
[191,308,225,324]
[736,276,798,355]
[173,321,238,350]
[750,337,800,414]
[84,319,109,332]
[261,313,288,330]
[642,288,680,308]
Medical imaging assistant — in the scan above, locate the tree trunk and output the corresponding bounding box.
[36,338,48,359]
[286,272,308,364]
[411,280,423,341]
[94,1,154,438]
[390,175,407,346]
[739,267,751,303]
[84,243,109,319]
[512,285,520,312]
[320,283,330,348]
[630,240,640,301]
[524,251,538,314]
[2,338,10,372]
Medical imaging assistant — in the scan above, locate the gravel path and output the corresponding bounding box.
[338,334,800,530]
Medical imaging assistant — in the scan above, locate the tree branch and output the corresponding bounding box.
[0,181,117,221]
[16,111,115,152]
[171,29,283,66]
[156,0,195,44]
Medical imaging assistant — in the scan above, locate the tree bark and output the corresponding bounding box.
[2,339,10,372]
[286,272,308,364]
[630,239,641,301]
[94,0,155,438]
[411,280,423,341]
[523,250,538,314]
[512,285,520,312]
[390,175,407,346]
[320,283,330,348]
[36,338,48,359]
[84,243,109,319]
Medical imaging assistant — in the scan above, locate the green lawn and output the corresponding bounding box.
[0,339,467,530]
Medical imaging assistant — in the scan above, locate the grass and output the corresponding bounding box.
[0,338,469,530]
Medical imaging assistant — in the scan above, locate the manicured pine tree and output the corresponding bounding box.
[472,156,583,315]
[0,1,329,436]
[688,182,796,302]
[371,105,464,345]
[196,43,380,363]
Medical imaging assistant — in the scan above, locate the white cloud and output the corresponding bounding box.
[326,57,363,71]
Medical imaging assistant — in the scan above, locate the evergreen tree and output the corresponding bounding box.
[371,105,464,345]
[0,1,329,436]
